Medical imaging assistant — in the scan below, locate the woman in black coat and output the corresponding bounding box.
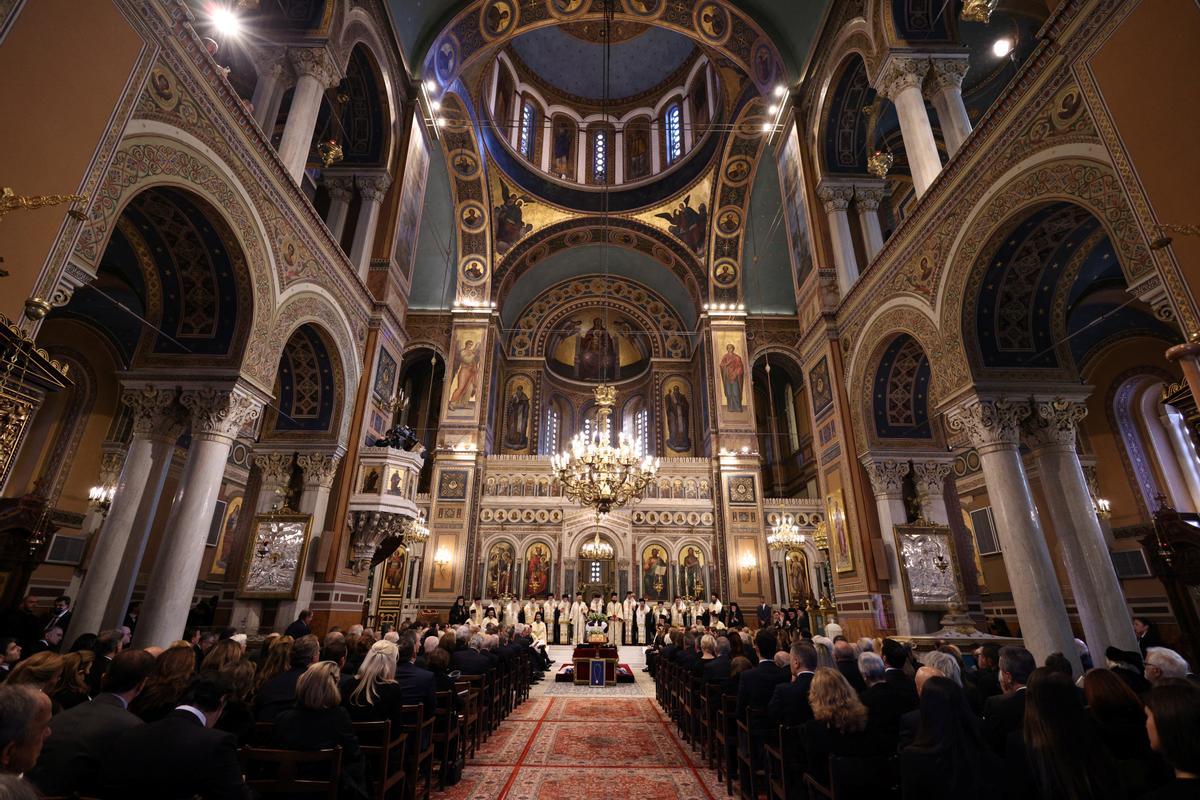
[273,661,367,799]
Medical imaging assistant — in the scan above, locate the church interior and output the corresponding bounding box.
[1,0,1199,798]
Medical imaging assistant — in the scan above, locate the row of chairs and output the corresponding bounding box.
[239,650,536,800]
[655,659,899,800]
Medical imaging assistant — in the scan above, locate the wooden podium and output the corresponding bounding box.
[572,645,618,686]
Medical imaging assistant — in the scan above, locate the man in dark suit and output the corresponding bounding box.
[756,602,772,628]
[881,638,919,710]
[833,640,867,693]
[43,596,72,638]
[703,637,732,686]
[26,625,63,656]
[1132,616,1162,657]
[451,633,492,675]
[983,645,1034,755]
[395,632,437,721]
[27,649,155,796]
[860,651,910,748]
[254,634,320,721]
[282,609,314,639]
[87,629,124,696]
[736,629,790,718]
[768,641,817,726]
[102,672,249,799]
[971,643,1002,700]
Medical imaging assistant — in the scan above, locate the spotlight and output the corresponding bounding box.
[992,37,1013,57]
[210,6,241,36]
[431,100,441,111]
[435,117,446,127]
[761,122,772,132]
[425,79,438,93]
[768,105,778,115]
[774,84,786,98]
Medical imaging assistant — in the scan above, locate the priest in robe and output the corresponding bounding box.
[530,611,548,647]
[605,592,624,644]
[522,598,536,626]
[469,597,483,626]
[652,600,667,628]
[671,596,686,628]
[690,598,705,628]
[631,598,652,645]
[571,593,587,644]
[708,594,723,626]
[621,592,636,644]
[504,597,519,626]
[555,593,570,645]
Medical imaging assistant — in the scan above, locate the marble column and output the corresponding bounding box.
[277,451,342,624]
[348,174,392,278]
[229,451,293,633]
[912,460,953,525]
[323,176,355,244]
[946,397,1080,672]
[854,185,886,262]
[926,57,972,157]
[277,48,341,183]
[1026,398,1139,656]
[250,47,289,133]
[1161,406,1200,511]
[134,386,262,648]
[817,182,859,295]
[862,458,926,634]
[68,386,182,642]
[876,57,942,197]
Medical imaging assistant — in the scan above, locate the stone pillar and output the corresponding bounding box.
[817,182,859,296]
[278,451,342,624]
[1161,406,1200,511]
[277,48,341,183]
[323,176,355,244]
[348,174,392,278]
[926,57,972,157]
[945,397,1080,671]
[854,185,886,262]
[876,57,942,197]
[134,386,262,648]
[67,386,181,642]
[862,458,925,635]
[250,47,289,133]
[912,460,952,525]
[1026,398,1139,656]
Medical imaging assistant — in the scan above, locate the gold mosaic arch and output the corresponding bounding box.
[844,304,952,456]
[708,95,771,304]
[424,0,785,99]
[936,156,1158,394]
[435,91,495,305]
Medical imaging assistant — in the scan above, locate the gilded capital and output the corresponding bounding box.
[817,183,854,213]
[253,451,294,494]
[854,186,885,211]
[945,397,1029,450]
[121,385,185,441]
[325,176,355,204]
[912,461,952,499]
[876,57,930,99]
[863,458,910,497]
[297,451,342,489]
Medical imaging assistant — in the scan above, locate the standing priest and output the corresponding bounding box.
[606,592,624,645]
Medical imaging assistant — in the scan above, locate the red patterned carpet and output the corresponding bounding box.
[434,697,721,800]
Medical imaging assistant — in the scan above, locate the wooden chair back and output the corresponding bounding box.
[239,745,343,799]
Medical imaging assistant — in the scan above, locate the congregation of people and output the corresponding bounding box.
[649,612,1199,800]
[0,593,554,799]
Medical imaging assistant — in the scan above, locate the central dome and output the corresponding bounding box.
[508,25,697,101]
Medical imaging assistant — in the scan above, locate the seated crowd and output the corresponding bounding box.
[0,606,553,799]
[648,617,1199,800]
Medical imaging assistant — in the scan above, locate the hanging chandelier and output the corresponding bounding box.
[551,384,658,515]
[580,525,614,561]
[401,511,429,545]
[766,513,806,550]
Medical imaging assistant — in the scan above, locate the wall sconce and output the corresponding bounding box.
[739,550,757,582]
[433,545,452,577]
[88,485,115,514]
[1093,497,1111,519]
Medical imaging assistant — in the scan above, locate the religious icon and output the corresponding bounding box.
[461,258,486,282]
[461,205,483,231]
[525,543,550,596]
[210,495,243,577]
[552,0,584,15]
[664,383,691,452]
[552,116,576,177]
[487,541,515,596]
[494,183,534,254]
[642,546,668,602]
[383,547,407,591]
[373,349,397,400]
[576,318,619,381]
[827,490,854,573]
[720,342,745,412]
[717,209,741,235]
[785,549,809,601]
[656,195,708,255]
[503,381,530,450]
[681,547,705,600]
[451,149,479,178]
[754,43,774,86]
[698,4,727,40]
[626,0,659,16]
[361,467,381,493]
[725,157,751,184]
[483,0,515,35]
[713,261,737,286]
[386,468,404,497]
[447,338,480,411]
[435,40,457,84]
[626,122,650,181]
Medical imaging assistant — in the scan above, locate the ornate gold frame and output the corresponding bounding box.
[236,512,313,600]
[891,521,965,612]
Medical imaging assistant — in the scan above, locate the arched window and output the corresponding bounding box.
[545,406,560,454]
[519,101,536,159]
[593,129,608,183]
[665,103,683,165]
[634,407,648,458]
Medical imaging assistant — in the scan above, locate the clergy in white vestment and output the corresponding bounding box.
[690,599,706,629]
[605,592,624,644]
[556,594,571,644]
[633,599,651,644]
[468,599,482,626]
[571,593,588,644]
[504,597,518,626]
[522,599,535,626]
[530,613,548,647]
[652,601,667,628]
[589,594,604,614]
[621,592,636,644]
[708,595,723,626]
[670,597,685,627]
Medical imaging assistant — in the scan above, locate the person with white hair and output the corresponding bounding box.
[383,631,399,644]
[824,622,843,640]
[922,650,962,687]
[347,624,363,637]
[857,637,875,653]
[1145,646,1190,685]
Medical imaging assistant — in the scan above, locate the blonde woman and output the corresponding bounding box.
[273,661,366,797]
[344,639,405,728]
[253,634,293,694]
[802,668,889,786]
[54,651,94,709]
[7,652,64,695]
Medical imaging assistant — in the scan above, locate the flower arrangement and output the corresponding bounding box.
[584,612,609,643]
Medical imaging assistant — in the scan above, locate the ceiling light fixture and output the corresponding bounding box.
[210,6,241,36]
[992,37,1013,57]
[425,79,438,94]
[774,84,786,98]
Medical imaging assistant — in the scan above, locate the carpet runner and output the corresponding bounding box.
[433,695,722,799]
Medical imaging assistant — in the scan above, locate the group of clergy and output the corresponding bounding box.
[461,592,728,645]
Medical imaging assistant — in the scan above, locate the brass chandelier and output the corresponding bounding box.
[766,513,806,551]
[401,511,429,545]
[551,384,659,515]
[580,522,614,561]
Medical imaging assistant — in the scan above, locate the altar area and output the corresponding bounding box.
[548,644,641,688]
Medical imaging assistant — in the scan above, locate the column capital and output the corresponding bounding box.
[324,175,355,203]
[1026,397,1088,450]
[289,47,342,87]
[347,510,405,573]
[875,56,930,99]
[121,384,186,442]
[355,173,392,203]
[816,182,855,213]
[251,46,291,80]
[945,396,1030,450]
[862,458,910,498]
[297,451,342,489]
[253,451,294,495]
[854,185,885,210]
[926,57,970,94]
[180,386,262,443]
[912,460,952,498]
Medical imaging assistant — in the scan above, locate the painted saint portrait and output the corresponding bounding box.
[642,546,669,602]
[777,121,816,284]
[360,467,381,494]
[503,379,531,451]
[494,183,534,254]
[719,341,746,412]
[383,546,407,591]
[827,490,853,573]
[447,337,480,411]
[626,120,651,181]
[210,495,243,577]
[663,382,692,453]
[386,467,404,497]
[785,549,809,602]
[680,547,705,600]
[656,195,708,255]
[486,541,515,597]
[551,116,576,178]
[525,543,550,597]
